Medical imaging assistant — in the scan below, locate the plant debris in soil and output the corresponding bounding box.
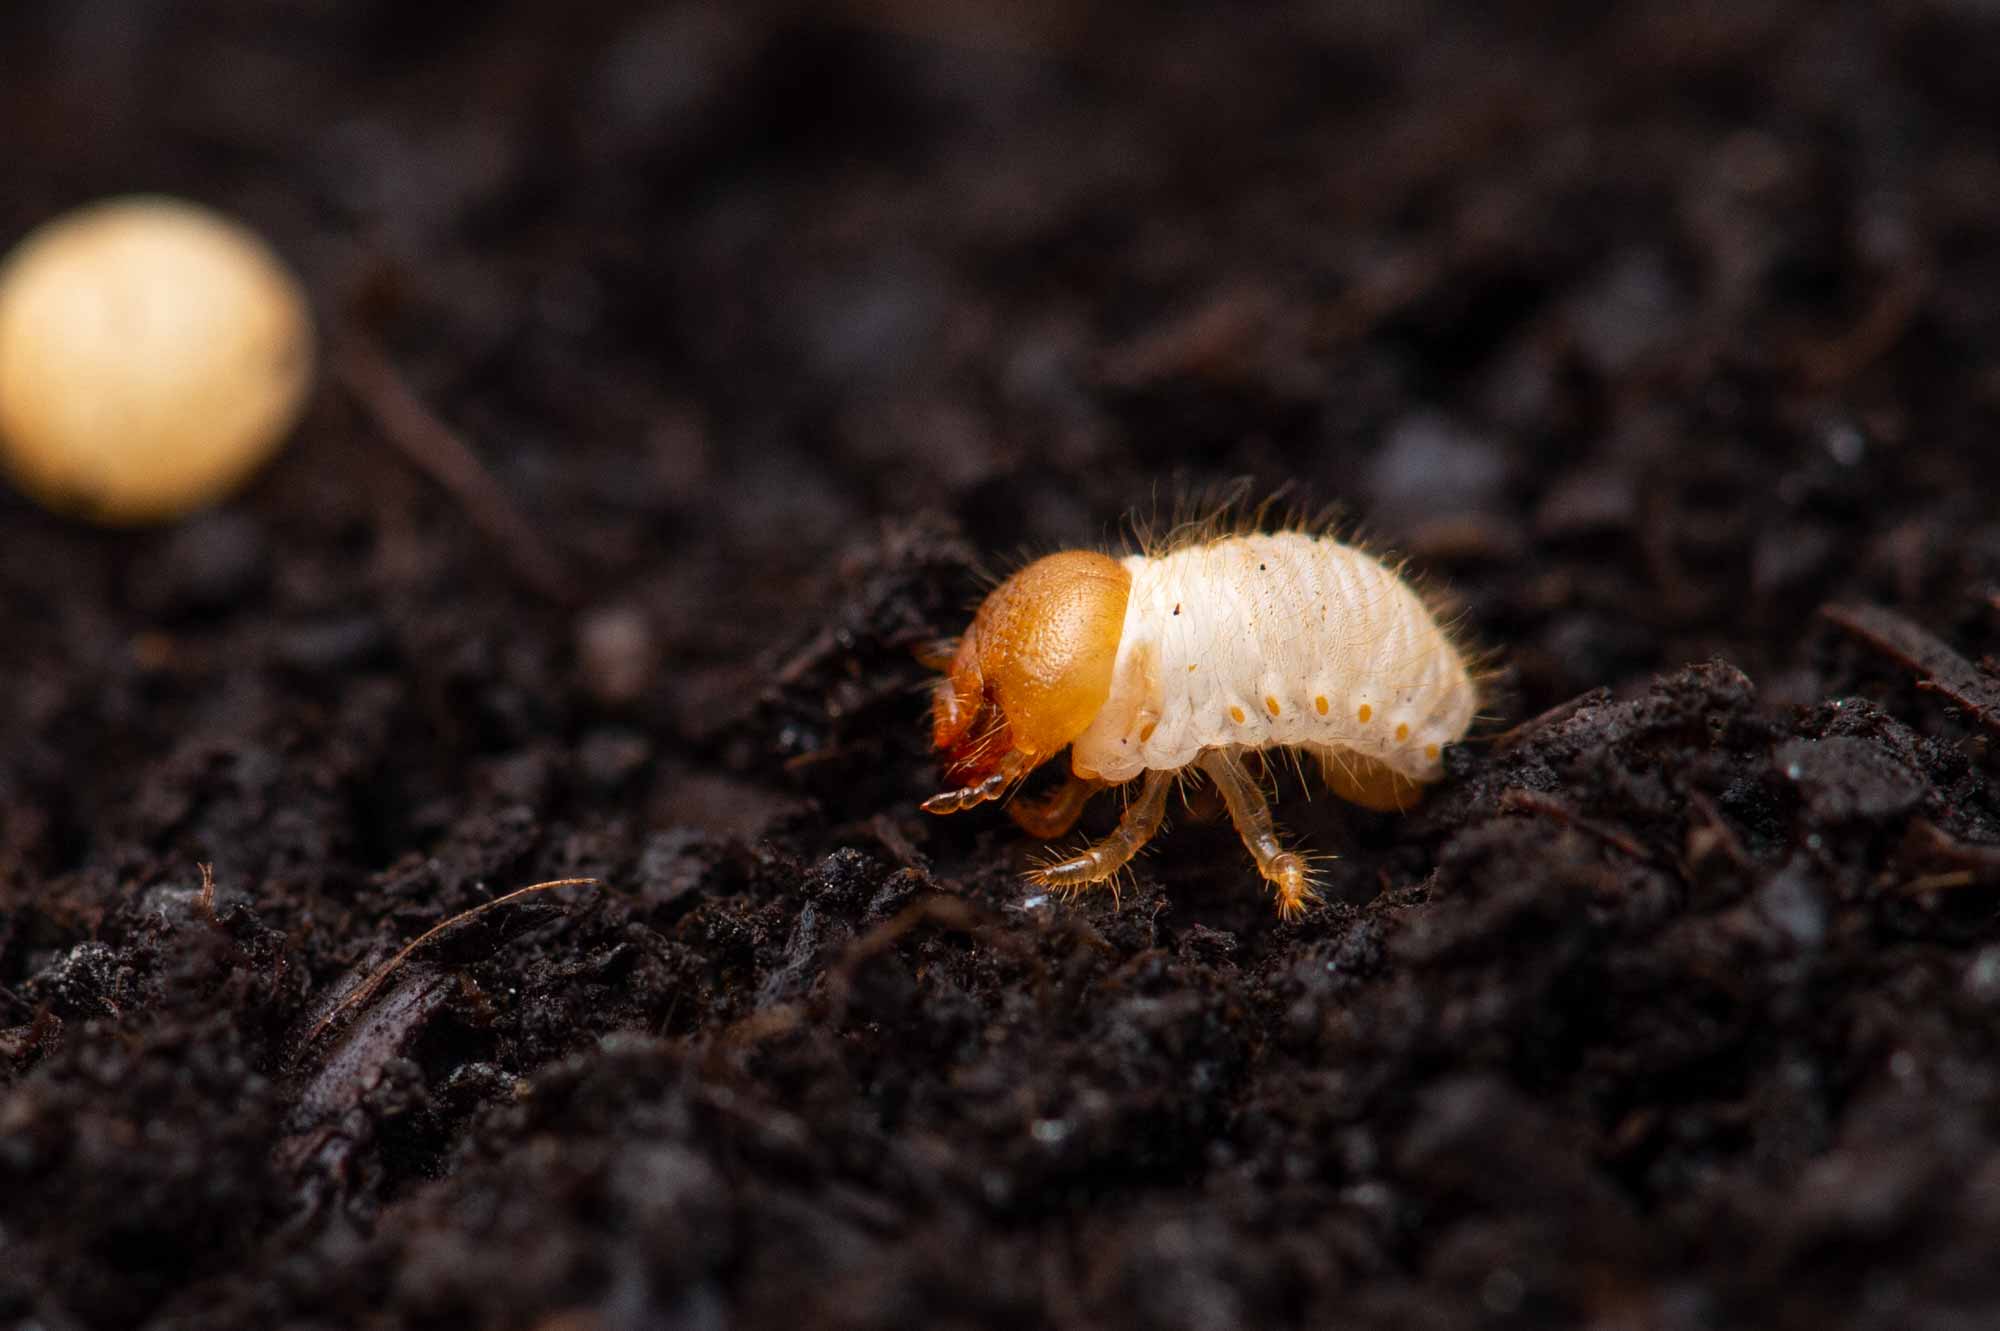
[7,2,2000,1328]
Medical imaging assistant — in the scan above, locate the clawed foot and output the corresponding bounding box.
[1266,851,1324,920]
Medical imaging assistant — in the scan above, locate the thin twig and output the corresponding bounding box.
[335,332,576,602]
[302,877,597,1048]
[1499,789,1653,863]
[1684,790,1749,871]
[1488,689,1608,752]
[825,894,1048,1017]
[1795,272,1927,388]
[1897,819,2000,899]
[1898,870,1976,896]
[1821,603,2000,737]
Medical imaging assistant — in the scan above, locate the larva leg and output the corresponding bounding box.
[921,749,1030,815]
[1198,752,1321,919]
[1008,772,1105,839]
[1028,770,1173,892]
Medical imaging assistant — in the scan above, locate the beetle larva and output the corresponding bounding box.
[922,525,1478,916]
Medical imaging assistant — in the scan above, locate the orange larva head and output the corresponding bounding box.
[932,551,1131,786]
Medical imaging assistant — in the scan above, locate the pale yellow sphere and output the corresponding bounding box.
[0,196,314,523]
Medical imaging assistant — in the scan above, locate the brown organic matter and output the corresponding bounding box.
[6,5,2000,1331]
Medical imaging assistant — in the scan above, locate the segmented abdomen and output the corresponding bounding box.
[1070,531,1475,784]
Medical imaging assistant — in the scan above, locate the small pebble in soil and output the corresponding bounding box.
[0,196,314,523]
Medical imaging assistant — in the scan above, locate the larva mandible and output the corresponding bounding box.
[922,518,1479,917]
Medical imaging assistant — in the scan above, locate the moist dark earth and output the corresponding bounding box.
[7,3,2000,1328]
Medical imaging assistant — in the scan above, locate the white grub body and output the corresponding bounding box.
[1070,531,1475,785]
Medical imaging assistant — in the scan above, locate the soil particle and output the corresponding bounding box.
[7,3,2000,1329]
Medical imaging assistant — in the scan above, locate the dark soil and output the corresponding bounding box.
[7,3,2000,1328]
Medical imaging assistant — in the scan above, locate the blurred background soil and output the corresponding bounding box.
[6,2,2000,1328]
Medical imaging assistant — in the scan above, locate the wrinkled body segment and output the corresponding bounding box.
[1074,533,1476,803]
[924,528,1478,916]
